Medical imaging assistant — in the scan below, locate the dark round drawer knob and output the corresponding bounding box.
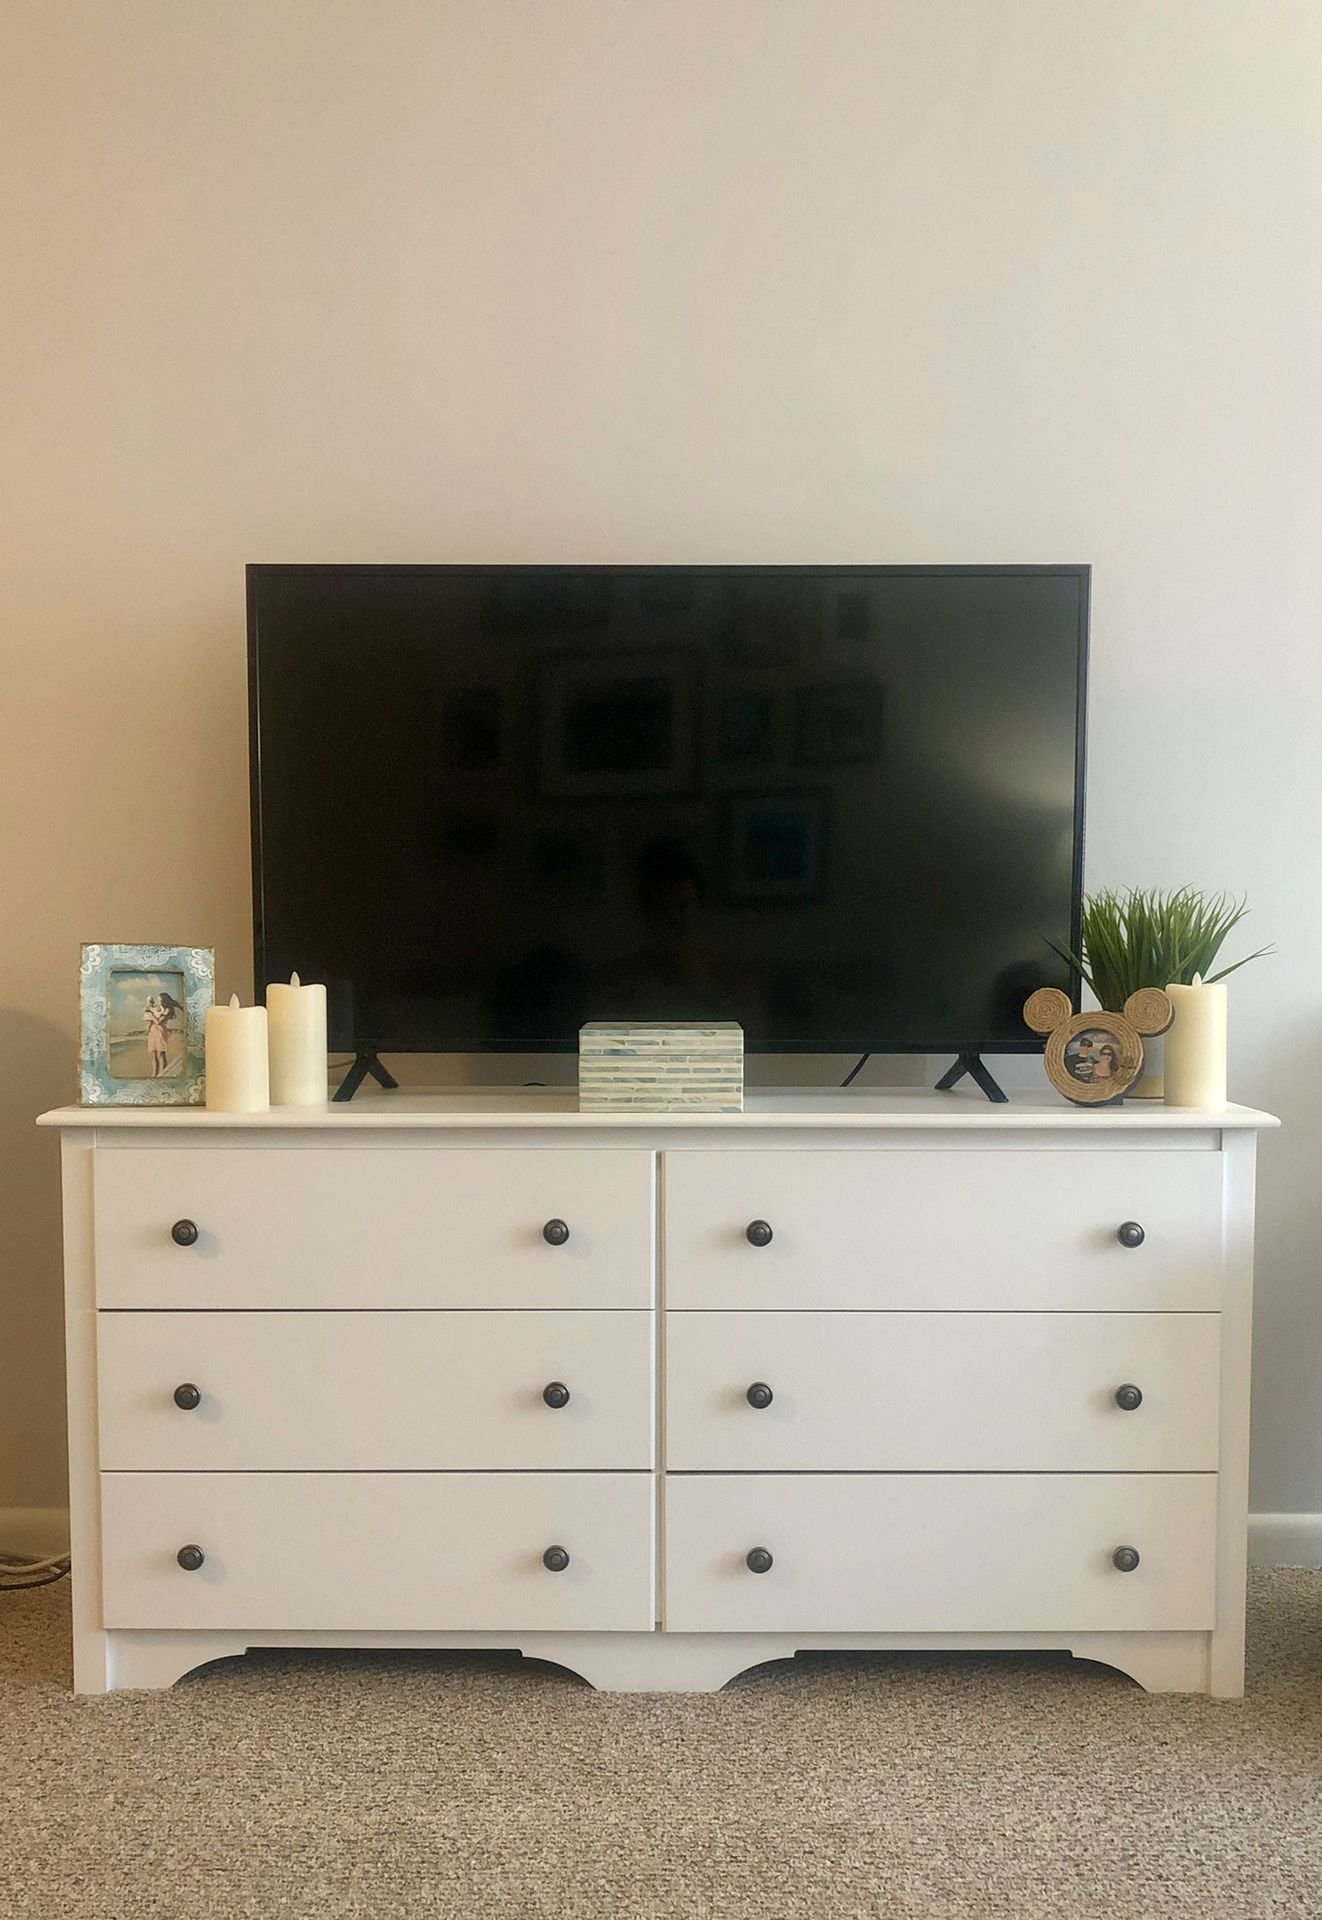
[172,1383,201,1411]
[746,1381,774,1410]
[745,1547,774,1574]
[1114,1383,1144,1412]
[542,1545,570,1573]
[745,1220,773,1248]
[542,1381,571,1409]
[176,1544,205,1572]
[171,1219,199,1247]
[542,1219,570,1246]
[1116,1221,1146,1249]
[1112,1545,1141,1574]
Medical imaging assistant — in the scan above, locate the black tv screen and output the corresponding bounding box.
[248,565,1087,1056]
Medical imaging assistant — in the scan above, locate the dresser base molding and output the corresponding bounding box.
[84,1627,1226,1698]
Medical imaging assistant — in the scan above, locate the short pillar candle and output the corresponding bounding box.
[1163,975,1228,1109]
[266,972,328,1107]
[205,995,270,1112]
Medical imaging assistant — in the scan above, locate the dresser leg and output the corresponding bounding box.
[103,1631,250,1692]
[1208,1626,1246,1699]
[71,1631,113,1695]
[1068,1631,1212,1695]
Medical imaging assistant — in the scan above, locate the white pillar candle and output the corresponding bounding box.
[205,994,269,1113]
[266,972,328,1107]
[1164,975,1228,1110]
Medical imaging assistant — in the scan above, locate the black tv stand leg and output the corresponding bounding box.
[333,1052,400,1103]
[934,1052,1008,1105]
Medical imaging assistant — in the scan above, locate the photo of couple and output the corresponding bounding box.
[1062,1027,1122,1087]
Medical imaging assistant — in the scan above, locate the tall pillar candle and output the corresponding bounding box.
[1163,976,1228,1109]
[205,994,270,1112]
[266,972,328,1106]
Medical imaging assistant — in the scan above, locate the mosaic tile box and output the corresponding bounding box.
[578,1021,744,1113]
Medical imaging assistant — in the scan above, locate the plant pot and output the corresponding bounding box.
[1131,1034,1164,1100]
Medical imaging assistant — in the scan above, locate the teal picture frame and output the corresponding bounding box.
[79,943,214,1106]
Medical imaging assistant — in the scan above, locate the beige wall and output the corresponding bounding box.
[3,1,1321,1516]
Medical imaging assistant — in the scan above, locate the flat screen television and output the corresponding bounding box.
[248,564,1087,1061]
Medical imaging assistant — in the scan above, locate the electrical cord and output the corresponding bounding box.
[0,1549,71,1591]
[0,1567,68,1591]
[840,1052,871,1087]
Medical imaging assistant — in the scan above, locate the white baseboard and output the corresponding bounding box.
[2,1507,1318,1573]
[1248,1512,1322,1569]
[0,1506,70,1558]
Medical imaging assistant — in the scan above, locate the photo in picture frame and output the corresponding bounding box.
[828,583,875,644]
[80,943,214,1105]
[796,680,883,766]
[528,826,606,895]
[719,689,781,767]
[535,651,700,799]
[438,686,504,773]
[723,792,828,905]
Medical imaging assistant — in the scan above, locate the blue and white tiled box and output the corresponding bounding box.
[578,1021,743,1113]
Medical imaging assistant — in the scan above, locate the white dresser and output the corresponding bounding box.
[39,1088,1277,1696]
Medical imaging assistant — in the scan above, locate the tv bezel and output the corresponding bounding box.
[248,562,1088,1056]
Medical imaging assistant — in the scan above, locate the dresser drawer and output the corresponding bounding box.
[99,1310,653,1471]
[100,1471,655,1630]
[663,1149,1224,1310]
[663,1473,1217,1633]
[93,1146,654,1308]
[665,1311,1219,1471]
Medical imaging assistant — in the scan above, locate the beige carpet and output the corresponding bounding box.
[2,1575,1320,1919]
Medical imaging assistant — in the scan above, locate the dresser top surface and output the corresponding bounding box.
[37,1087,1279,1132]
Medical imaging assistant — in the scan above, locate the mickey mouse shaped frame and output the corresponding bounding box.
[1023,985,1174,1106]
